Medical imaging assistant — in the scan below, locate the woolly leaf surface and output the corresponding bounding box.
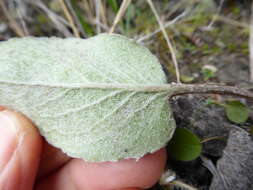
[0,34,176,162]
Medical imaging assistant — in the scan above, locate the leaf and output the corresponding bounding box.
[225,100,249,124]
[0,34,176,162]
[107,0,118,13]
[167,128,202,161]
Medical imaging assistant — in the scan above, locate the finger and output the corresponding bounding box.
[0,106,6,111]
[0,110,43,190]
[37,141,70,179]
[36,148,167,190]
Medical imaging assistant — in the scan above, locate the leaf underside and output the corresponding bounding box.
[0,34,176,162]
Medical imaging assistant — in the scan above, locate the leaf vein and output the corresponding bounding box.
[40,90,125,118]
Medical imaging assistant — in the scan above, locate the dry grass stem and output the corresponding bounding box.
[201,156,220,176]
[16,8,29,36]
[95,0,101,33]
[30,0,72,37]
[65,0,86,36]
[147,0,181,83]
[92,19,109,31]
[0,0,25,37]
[204,0,225,30]
[99,1,108,28]
[160,169,198,190]
[109,0,132,33]
[249,2,253,81]
[164,0,185,19]
[215,15,249,28]
[59,0,80,37]
[88,0,95,14]
[200,136,225,143]
[137,10,189,43]
[82,0,94,21]
[201,155,229,187]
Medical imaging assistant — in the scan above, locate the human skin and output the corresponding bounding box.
[0,108,167,190]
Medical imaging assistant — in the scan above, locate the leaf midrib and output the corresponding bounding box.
[0,79,174,92]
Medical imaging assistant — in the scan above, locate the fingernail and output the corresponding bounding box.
[0,111,18,172]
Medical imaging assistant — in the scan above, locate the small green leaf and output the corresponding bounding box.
[225,100,249,124]
[168,128,202,161]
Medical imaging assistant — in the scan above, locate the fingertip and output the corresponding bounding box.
[69,148,166,189]
[0,109,42,190]
[37,141,71,179]
[2,110,41,136]
[0,106,6,111]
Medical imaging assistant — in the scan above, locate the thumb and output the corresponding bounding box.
[0,110,43,190]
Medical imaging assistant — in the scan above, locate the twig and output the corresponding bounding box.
[0,0,25,37]
[95,0,101,33]
[59,0,80,37]
[250,2,253,81]
[109,0,132,33]
[169,83,253,101]
[137,9,189,43]
[147,0,181,83]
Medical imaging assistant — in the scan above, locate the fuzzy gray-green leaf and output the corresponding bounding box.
[0,34,176,162]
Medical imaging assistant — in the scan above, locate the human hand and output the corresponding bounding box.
[0,109,167,190]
